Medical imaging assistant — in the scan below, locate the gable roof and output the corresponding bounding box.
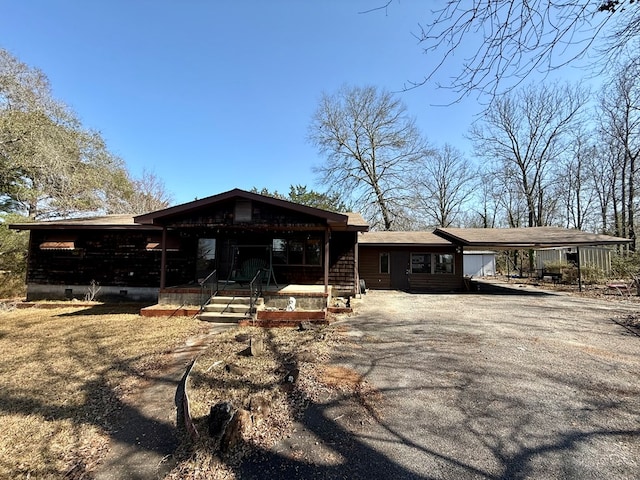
[434,227,631,249]
[134,188,367,230]
[10,189,370,232]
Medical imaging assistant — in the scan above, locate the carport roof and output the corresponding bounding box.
[434,226,631,249]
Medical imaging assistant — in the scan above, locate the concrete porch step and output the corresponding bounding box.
[197,311,254,323]
[203,303,253,314]
[197,294,263,322]
[208,296,264,306]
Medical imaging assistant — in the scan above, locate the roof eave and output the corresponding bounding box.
[9,223,161,231]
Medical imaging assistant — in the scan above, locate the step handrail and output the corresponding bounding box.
[199,269,218,314]
[249,268,264,324]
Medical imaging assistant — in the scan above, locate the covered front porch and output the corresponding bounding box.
[134,189,367,298]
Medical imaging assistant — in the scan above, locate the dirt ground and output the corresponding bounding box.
[237,281,640,479]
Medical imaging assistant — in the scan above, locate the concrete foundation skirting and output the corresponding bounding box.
[26,284,159,302]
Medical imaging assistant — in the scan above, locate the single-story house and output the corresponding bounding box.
[10,190,632,303]
[10,189,368,303]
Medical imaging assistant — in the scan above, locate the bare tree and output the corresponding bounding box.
[309,85,429,230]
[414,144,477,227]
[470,82,588,227]
[557,130,597,230]
[468,171,502,228]
[389,1,640,99]
[129,169,173,214]
[596,57,640,248]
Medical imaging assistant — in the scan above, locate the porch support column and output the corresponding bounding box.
[354,235,360,295]
[324,227,330,295]
[160,226,167,289]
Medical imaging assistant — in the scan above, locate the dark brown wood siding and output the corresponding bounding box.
[26,230,191,287]
[359,245,464,292]
[328,231,357,294]
[25,228,360,293]
[358,246,392,289]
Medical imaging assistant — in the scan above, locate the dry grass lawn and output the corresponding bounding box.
[0,303,210,479]
[166,324,350,479]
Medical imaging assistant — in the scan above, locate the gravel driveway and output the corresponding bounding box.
[243,283,640,479]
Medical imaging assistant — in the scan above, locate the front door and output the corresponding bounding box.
[196,238,217,281]
[390,251,410,291]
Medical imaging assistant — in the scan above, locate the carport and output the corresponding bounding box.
[434,226,632,291]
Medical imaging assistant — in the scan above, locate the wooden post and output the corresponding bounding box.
[354,235,360,295]
[160,226,167,289]
[577,246,582,292]
[324,227,330,295]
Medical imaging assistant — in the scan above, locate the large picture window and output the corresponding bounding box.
[410,252,454,274]
[435,254,454,274]
[411,253,431,274]
[272,237,322,266]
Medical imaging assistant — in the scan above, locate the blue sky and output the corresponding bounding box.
[1,1,603,206]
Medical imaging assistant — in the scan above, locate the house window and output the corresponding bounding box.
[305,238,322,266]
[273,239,287,264]
[411,253,431,274]
[289,240,304,264]
[435,254,454,274]
[272,237,322,266]
[380,252,389,274]
[40,234,77,250]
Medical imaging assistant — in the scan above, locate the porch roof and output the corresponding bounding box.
[434,227,631,249]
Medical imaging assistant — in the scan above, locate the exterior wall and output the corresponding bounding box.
[359,245,464,292]
[358,245,392,289]
[327,231,357,295]
[23,227,360,299]
[26,230,182,288]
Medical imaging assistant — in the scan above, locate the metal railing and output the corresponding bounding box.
[198,269,218,314]
[249,268,264,322]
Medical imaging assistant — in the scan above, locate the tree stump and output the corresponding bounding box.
[208,402,234,438]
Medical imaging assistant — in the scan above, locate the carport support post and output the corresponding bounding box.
[577,246,582,292]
